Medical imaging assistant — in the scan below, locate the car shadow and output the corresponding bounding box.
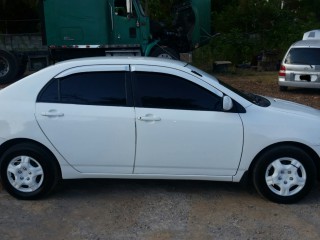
[284,88,320,95]
[51,178,320,205]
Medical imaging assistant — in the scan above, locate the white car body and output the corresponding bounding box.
[0,57,319,202]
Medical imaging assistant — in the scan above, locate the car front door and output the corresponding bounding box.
[35,65,136,174]
[132,66,244,176]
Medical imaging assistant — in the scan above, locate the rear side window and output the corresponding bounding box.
[285,48,320,65]
[38,72,127,106]
[134,72,222,111]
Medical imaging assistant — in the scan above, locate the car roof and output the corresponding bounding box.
[291,40,320,48]
[55,56,188,68]
[303,29,320,40]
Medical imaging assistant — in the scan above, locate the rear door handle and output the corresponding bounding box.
[138,114,161,122]
[41,110,64,117]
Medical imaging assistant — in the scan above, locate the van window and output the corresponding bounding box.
[285,48,320,65]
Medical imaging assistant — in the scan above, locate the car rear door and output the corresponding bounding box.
[132,65,244,177]
[35,65,136,174]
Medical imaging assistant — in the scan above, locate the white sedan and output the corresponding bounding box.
[0,57,319,203]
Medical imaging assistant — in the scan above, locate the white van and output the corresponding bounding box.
[278,30,320,91]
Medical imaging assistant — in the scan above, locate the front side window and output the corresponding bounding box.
[134,72,222,111]
[38,72,127,106]
[114,0,127,17]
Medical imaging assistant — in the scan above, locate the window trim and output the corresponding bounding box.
[131,65,224,96]
[37,70,132,107]
[132,71,225,111]
[54,65,129,78]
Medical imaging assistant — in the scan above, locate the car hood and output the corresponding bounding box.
[265,96,320,118]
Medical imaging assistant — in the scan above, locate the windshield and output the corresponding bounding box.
[219,80,271,107]
[185,64,270,107]
[285,48,320,65]
[135,0,146,17]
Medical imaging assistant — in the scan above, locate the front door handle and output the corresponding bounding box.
[138,114,161,122]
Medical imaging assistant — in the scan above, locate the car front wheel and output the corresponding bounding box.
[0,143,59,200]
[253,145,316,204]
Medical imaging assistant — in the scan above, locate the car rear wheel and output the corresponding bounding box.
[0,143,59,200]
[253,145,316,204]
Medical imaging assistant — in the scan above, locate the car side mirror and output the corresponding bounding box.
[223,96,233,111]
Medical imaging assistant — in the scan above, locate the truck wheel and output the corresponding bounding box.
[150,46,180,60]
[0,50,18,84]
[16,55,28,79]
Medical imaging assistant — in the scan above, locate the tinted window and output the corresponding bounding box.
[38,79,59,103]
[134,72,222,111]
[285,48,320,65]
[38,72,127,106]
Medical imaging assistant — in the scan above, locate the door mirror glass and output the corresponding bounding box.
[223,96,233,111]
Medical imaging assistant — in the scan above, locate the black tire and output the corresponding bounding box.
[0,50,18,84]
[253,145,316,204]
[16,55,28,79]
[150,46,180,60]
[0,143,60,200]
[279,86,288,91]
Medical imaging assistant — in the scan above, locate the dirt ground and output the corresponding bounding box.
[217,71,320,109]
[0,71,320,240]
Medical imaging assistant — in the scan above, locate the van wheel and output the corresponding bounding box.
[279,86,288,91]
[0,50,18,84]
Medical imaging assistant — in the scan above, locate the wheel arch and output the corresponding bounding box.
[0,138,62,179]
[246,141,320,182]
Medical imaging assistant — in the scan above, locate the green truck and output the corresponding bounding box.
[0,0,211,83]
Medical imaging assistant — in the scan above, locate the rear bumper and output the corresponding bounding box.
[278,77,320,89]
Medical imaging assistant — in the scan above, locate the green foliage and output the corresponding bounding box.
[144,0,320,66]
[140,0,185,25]
[205,0,320,66]
[0,0,39,33]
[1,0,319,66]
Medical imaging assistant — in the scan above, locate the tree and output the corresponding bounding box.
[206,0,320,65]
[0,0,39,33]
[140,0,185,24]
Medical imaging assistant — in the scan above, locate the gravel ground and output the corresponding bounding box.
[0,71,320,240]
[0,179,319,240]
[217,71,320,109]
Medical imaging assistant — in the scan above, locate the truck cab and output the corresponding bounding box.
[112,0,149,48]
[0,0,211,83]
[43,0,211,60]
